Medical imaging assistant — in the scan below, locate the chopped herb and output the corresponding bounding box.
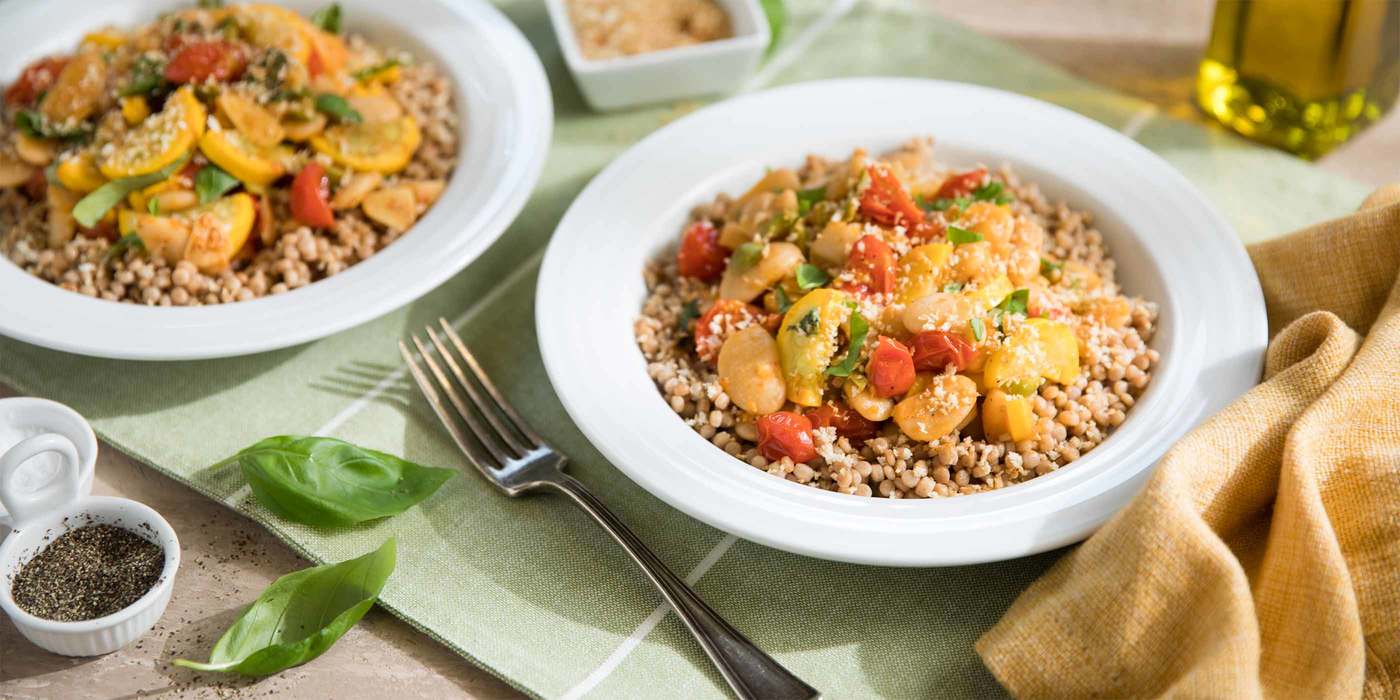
[946,225,983,245]
[794,263,830,291]
[119,57,168,97]
[103,233,146,265]
[995,288,1031,317]
[14,110,92,142]
[147,197,160,215]
[794,308,819,335]
[194,165,240,204]
[970,317,986,342]
[197,0,223,8]
[314,93,362,124]
[796,185,826,215]
[310,3,342,34]
[731,242,763,272]
[1039,257,1062,276]
[942,281,964,293]
[352,59,400,82]
[825,310,869,377]
[73,157,187,228]
[676,300,700,335]
[215,16,239,35]
[773,286,792,314]
[971,180,1013,205]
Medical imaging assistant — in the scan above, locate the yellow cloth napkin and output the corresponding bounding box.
[977,186,1400,699]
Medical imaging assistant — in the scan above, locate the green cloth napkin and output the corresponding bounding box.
[0,1,1371,697]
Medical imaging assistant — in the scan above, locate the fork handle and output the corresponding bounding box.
[546,474,819,700]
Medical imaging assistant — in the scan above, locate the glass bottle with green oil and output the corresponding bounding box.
[1197,0,1399,158]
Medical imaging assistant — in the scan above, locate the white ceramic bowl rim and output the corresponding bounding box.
[537,78,1267,566]
[0,496,180,633]
[0,0,552,360]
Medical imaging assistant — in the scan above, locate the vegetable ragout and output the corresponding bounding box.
[636,139,1160,498]
[0,2,458,305]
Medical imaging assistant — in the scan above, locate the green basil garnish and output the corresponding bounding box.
[146,197,160,215]
[174,539,395,676]
[197,0,224,8]
[233,436,454,527]
[119,57,168,98]
[310,3,342,34]
[995,288,1030,317]
[796,185,826,215]
[794,263,830,290]
[314,92,361,124]
[1039,257,1062,276]
[676,299,701,334]
[195,164,240,204]
[73,157,187,228]
[15,109,93,142]
[971,181,1012,205]
[794,308,819,335]
[826,309,869,377]
[731,242,763,272]
[942,281,964,293]
[970,317,986,342]
[352,59,400,82]
[103,233,146,266]
[773,285,792,314]
[946,225,983,245]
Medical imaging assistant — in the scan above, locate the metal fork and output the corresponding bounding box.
[399,318,819,700]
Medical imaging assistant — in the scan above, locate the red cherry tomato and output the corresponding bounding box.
[842,235,897,296]
[290,163,336,229]
[307,47,326,78]
[867,336,915,397]
[756,411,818,463]
[676,220,728,280]
[911,330,977,372]
[859,164,924,228]
[907,217,946,243]
[934,168,988,201]
[164,40,247,84]
[807,402,878,444]
[5,56,68,107]
[78,218,118,242]
[693,299,766,364]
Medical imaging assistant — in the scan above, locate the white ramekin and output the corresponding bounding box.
[0,413,179,656]
[545,0,771,110]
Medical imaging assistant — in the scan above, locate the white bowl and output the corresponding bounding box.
[537,78,1268,566]
[0,0,552,360]
[0,428,178,656]
[544,0,770,111]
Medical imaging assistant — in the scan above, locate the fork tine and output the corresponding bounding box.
[425,326,533,458]
[398,340,500,477]
[409,334,515,468]
[437,318,545,447]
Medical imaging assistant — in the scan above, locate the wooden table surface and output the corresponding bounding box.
[3,1,1396,698]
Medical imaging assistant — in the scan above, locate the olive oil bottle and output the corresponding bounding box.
[1196,0,1399,158]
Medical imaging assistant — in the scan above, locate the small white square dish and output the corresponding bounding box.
[545,0,771,111]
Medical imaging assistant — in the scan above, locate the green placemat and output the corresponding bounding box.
[0,1,1371,697]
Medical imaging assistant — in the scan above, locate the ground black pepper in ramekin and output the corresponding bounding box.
[11,523,164,622]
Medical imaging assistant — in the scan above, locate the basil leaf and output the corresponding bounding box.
[352,59,400,82]
[15,109,92,142]
[773,285,792,314]
[995,288,1030,317]
[796,185,825,215]
[314,93,361,124]
[119,57,167,98]
[970,317,986,342]
[946,226,983,245]
[73,157,187,228]
[1039,257,1062,276]
[794,263,829,290]
[826,310,869,377]
[195,164,240,204]
[103,233,146,266]
[759,0,786,54]
[731,242,763,272]
[147,197,160,215]
[310,3,342,34]
[235,436,454,527]
[174,539,395,675]
[794,308,819,335]
[197,0,224,8]
[676,299,700,335]
[942,281,964,293]
[972,180,1012,205]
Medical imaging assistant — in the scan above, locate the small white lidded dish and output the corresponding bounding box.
[0,401,179,657]
[545,0,771,111]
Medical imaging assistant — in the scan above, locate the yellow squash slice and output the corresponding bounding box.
[895,242,952,304]
[310,115,421,174]
[198,129,291,186]
[99,87,205,179]
[983,317,1080,394]
[181,193,256,274]
[215,93,285,148]
[55,151,107,193]
[776,288,851,407]
[982,389,1035,443]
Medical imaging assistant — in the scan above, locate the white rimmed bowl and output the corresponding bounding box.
[0,432,179,656]
[545,0,770,111]
[0,0,552,360]
[537,78,1268,567]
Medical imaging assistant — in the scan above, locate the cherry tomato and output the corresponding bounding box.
[307,47,326,79]
[756,411,818,463]
[290,163,336,229]
[807,402,878,444]
[907,217,946,243]
[693,299,765,363]
[934,168,988,201]
[5,56,68,107]
[859,164,924,228]
[78,219,117,242]
[867,336,915,397]
[842,235,897,296]
[164,40,247,84]
[911,330,977,372]
[676,220,728,280]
